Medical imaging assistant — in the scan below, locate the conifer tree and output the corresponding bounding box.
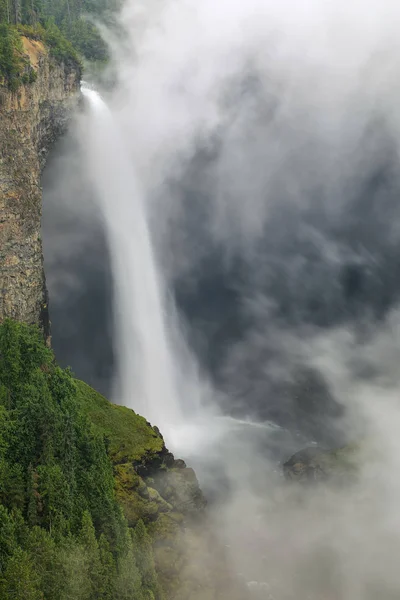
[0,321,162,600]
[132,520,162,600]
[114,526,144,600]
[79,510,102,600]
[98,533,116,600]
[0,547,41,600]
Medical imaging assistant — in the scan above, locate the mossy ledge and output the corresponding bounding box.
[74,380,221,598]
[82,370,250,600]
[83,371,249,600]
[76,380,166,466]
[75,379,209,524]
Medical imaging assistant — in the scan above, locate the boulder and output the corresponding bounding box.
[283,443,359,483]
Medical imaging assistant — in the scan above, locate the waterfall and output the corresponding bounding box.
[81,87,183,432]
[80,86,285,458]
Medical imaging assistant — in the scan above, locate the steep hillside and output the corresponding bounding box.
[0,320,242,600]
[75,381,242,600]
[0,319,162,599]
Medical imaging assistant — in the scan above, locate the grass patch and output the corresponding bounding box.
[75,380,164,464]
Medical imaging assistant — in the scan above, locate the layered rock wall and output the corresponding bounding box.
[0,37,80,341]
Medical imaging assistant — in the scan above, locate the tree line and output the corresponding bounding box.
[0,320,162,599]
[0,0,117,88]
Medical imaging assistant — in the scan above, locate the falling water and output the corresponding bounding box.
[81,86,184,432]
[79,86,284,456]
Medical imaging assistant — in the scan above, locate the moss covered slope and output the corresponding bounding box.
[75,380,164,464]
[74,381,239,600]
[75,380,212,598]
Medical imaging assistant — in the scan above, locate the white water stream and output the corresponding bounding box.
[81,87,185,436]
[80,85,282,459]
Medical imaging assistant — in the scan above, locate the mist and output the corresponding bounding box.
[42,132,115,397]
[107,0,400,441]
[41,0,400,597]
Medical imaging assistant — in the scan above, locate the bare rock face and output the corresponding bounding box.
[0,37,80,343]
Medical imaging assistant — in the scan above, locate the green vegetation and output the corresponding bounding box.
[76,381,164,464]
[19,21,81,66]
[75,382,173,530]
[0,23,31,91]
[0,320,162,599]
[0,21,80,90]
[0,0,118,88]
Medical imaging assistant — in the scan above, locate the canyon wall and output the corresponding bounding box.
[0,37,80,341]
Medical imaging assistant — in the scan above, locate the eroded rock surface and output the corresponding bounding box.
[0,38,80,341]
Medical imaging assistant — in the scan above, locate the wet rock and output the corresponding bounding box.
[283,446,327,482]
[152,467,207,516]
[283,443,359,483]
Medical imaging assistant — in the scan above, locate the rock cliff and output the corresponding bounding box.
[0,37,80,341]
[0,42,241,599]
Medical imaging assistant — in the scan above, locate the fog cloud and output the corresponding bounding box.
[42,1,400,596]
[96,1,400,595]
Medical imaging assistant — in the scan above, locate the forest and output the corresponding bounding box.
[0,0,116,88]
[0,320,162,599]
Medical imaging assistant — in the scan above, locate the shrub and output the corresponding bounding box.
[0,24,25,90]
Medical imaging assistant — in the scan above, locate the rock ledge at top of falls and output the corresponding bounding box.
[0,37,80,342]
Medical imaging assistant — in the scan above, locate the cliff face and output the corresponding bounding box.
[0,42,240,599]
[0,37,80,341]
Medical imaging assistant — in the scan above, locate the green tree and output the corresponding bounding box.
[26,466,38,527]
[0,0,10,24]
[0,321,161,600]
[133,519,161,599]
[0,505,17,573]
[114,526,143,600]
[0,318,21,390]
[3,463,25,511]
[11,0,20,23]
[36,463,71,535]
[79,510,101,599]
[24,526,61,598]
[0,547,41,600]
[98,533,116,600]
[59,538,91,600]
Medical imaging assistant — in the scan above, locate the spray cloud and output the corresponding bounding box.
[55,0,400,596]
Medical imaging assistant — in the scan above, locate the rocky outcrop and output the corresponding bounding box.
[75,380,244,600]
[283,444,359,484]
[0,37,80,342]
